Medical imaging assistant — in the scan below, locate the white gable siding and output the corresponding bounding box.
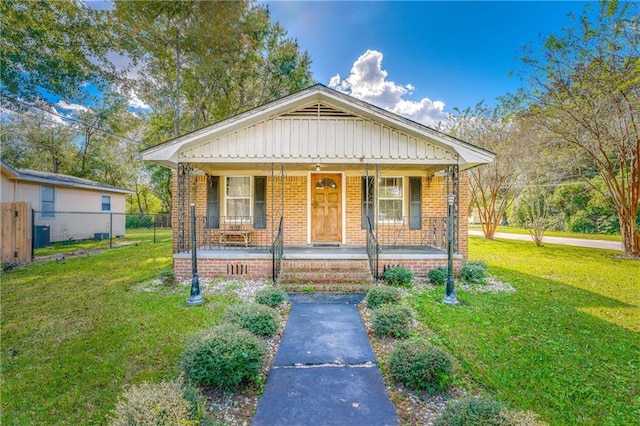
[179,116,455,164]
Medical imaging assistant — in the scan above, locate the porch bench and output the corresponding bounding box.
[212,223,254,247]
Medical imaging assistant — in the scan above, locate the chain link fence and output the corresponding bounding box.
[32,211,171,252]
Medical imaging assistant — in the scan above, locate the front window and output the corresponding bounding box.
[41,185,55,218]
[101,195,111,212]
[226,176,251,219]
[378,177,403,223]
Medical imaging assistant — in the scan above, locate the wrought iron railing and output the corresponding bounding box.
[366,217,380,280]
[376,216,449,251]
[270,217,284,282]
[179,215,273,253]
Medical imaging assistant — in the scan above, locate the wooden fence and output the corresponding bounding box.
[1,202,31,265]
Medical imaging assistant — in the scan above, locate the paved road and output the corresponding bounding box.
[252,293,398,426]
[468,230,623,251]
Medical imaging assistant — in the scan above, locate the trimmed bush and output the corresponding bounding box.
[255,287,286,308]
[158,269,175,286]
[109,377,191,426]
[459,261,488,284]
[389,339,453,393]
[428,266,448,286]
[181,324,267,390]
[366,285,403,309]
[383,266,414,287]
[434,396,503,426]
[222,303,279,337]
[371,304,413,338]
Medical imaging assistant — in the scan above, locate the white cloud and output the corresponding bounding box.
[56,100,88,113]
[328,50,448,127]
[127,90,151,110]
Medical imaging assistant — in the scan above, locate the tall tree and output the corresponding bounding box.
[448,102,522,239]
[0,0,119,102]
[114,0,314,138]
[518,1,640,255]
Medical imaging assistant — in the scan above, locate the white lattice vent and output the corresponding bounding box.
[283,103,357,118]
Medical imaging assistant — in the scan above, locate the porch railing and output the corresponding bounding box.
[200,215,272,251]
[366,217,380,280]
[376,216,449,251]
[270,217,284,282]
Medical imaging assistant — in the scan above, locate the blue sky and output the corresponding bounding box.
[265,1,591,125]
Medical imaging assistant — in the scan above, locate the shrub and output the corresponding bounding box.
[158,269,175,286]
[181,324,267,390]
[371,304,413,338]
[255,287,286,308]
[459,261,488,284]
[366,285,403,309]
[109,377,191,426]
[434,396,503,426]
[389,339,453,393]
[222,303,279,337]
[428,266,447,286]
[382,266,414,287]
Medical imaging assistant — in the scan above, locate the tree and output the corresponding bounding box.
[447,102,522,239]
[114,0,314,137]
[518,1,640,256]
[0,0,119,102]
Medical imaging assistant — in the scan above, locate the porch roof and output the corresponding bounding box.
[141,84,495,172]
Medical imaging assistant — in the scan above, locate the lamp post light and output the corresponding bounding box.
[187,203,204,306]
[443,194,458,305]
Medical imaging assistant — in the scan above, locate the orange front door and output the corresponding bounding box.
[311,173,342,243]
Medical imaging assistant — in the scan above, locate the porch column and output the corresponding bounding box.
[452,164,459,253]
[177,163,192,252]
[444,165,459,305]
[269,163,285,242]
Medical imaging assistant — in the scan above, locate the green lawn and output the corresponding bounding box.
[469,224,623,242]
[1,229,236,425]
[412,237,640,425]
[4,230,639,425]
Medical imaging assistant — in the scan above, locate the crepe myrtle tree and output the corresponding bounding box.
[518,1,640,256]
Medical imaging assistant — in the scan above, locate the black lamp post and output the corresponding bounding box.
[443,194,458,305]
[187,203,204,306]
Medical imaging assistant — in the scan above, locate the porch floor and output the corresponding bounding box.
[184,244,449,260]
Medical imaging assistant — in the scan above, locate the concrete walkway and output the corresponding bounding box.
[469,230,623,251]
[252,293,398,426]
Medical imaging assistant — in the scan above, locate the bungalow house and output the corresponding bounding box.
[141,84,494,285]
[1,160,131,247]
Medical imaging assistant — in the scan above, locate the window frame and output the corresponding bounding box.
[224,176,252,222]
[40,185,55,218]
[377,176,404,224]
[101,194,112,212]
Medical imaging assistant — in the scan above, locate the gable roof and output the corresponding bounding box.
[141,84,495,171]
[0,160,132,194]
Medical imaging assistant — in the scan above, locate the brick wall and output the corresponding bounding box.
[171,167,470,276]
[174,257,273,280]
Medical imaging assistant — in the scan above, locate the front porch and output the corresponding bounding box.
[173,243,463,284]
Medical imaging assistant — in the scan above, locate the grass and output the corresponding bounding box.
[469,224,622,242]
[33,227,169,257]
[412,237,640,425]
[1,229,237,425]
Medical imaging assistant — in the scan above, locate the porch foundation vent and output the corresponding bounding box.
[227,264,248,275]
[283,102,357,118]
